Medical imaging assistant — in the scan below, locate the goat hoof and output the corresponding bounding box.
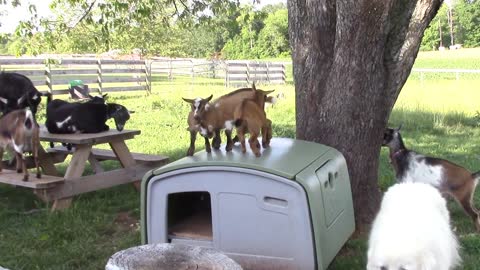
[17,169,22,173]
[22,176,28,182]
[206,147,212,153]
[36,173,41,179]
[254,152,261,157]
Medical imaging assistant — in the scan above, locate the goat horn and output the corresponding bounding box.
[206,94,213,102]
[129,110,135,114]
[397,123,403,131]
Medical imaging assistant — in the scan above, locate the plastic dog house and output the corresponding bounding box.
[141,138,355,270]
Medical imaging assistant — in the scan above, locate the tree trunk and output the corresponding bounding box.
[288,0,442,228]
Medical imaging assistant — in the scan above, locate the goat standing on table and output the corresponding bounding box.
[0,72,50,116]
[45,98,132,134]
[382,126,480,231]
[0,109,41,181]
[367,182,460,270]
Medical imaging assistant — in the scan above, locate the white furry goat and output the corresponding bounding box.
[367,182,460,270]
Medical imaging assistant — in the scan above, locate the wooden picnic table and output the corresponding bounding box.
[0,127,169,210]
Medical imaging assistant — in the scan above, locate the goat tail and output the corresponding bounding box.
[234,119,243,127]
[24,108,34,130]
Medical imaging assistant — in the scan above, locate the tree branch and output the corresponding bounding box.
[383,0,442,107]
[72,0,97,28]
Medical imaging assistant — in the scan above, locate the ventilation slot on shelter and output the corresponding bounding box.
[167,192,213,242]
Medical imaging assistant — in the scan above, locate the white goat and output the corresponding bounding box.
[367,182,460,270]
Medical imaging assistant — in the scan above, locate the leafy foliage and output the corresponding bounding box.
[421,1,480,50]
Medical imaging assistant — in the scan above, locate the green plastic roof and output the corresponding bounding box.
[151,138,334,180]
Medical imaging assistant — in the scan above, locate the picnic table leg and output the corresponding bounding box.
[109,140,140,190]
[38,145,61,176]
[52,144,93,210]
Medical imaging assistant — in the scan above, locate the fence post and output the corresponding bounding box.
[45,59,52,94]
[145,60,151,94]
[246,62,250,86]
[191,60,194,85]
[225,62,229,88]
[97,59,103,94]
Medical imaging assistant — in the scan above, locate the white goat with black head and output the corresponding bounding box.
[382,126,480,231]
[367,182,460,270]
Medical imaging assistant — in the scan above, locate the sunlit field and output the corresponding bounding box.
[1,48,480,269]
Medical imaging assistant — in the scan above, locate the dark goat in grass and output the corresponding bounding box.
[0,109,41,181]
[45,95,132,134]
[382,126,480,231]
[0,72,50,116]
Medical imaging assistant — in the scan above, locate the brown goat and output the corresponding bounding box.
[182,83,274,156]
[0,109,41,181]
[197,83,274,151]
[233,99,272,157]
[383,126,480,231]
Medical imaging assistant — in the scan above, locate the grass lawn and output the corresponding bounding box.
[1,48,480,269]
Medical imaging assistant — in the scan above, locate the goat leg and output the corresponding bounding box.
[15,152,22,173]
[225,129,233,152]
[204,136,212,153]
[212,129,221,150]
[237,130,247,154]
[249,132,261,157]
[459,193,480,232]
[187,130,197,156]
[261,119,272,148]
[33,139,41,179]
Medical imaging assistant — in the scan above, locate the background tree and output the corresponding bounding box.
[289,0,442,227]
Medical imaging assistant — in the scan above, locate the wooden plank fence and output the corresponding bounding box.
[225,61,285,87]
[0,58,150,96]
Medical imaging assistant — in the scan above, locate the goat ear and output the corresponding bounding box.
[205,94,213,102]
[182,97,194,104]
[263,89,275,95]
[129,110,135,114]
[102,93,108,100]
[397,123,403,131]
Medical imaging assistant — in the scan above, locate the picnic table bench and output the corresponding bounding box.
[0,127,169,210]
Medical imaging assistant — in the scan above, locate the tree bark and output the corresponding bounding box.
[288,0,442,228]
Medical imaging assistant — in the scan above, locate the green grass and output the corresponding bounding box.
[1,49,480,269]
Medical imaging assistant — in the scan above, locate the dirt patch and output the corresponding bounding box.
[114,211,139,232]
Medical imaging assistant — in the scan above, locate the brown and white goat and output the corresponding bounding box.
[382,126,480,231]
[0,109,41,181]
[182,83,274,156]
[198,84,274,150]
[233,99,272,157]
[183,94,222,156]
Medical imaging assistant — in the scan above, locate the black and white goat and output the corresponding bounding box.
[45,97,132,134]
[0,109,41,181]
[0,72,50,116]
[382,126,480,231]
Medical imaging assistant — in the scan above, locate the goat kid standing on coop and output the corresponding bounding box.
[182,83,275,157]
[0,108,41,181]
[382,126,480,231]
